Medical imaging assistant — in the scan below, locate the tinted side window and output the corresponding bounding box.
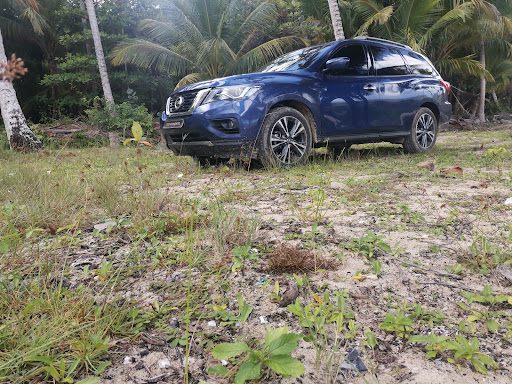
[327,44,369,76]
[402,50,433,75]
[370,46,408,76]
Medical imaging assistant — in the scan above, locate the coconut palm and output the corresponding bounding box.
[111,0,306,88]
[327,0,345,40]
[0,0,43,151]
[84,0,115,106]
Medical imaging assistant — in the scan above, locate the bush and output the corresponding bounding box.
[85,97,154,136]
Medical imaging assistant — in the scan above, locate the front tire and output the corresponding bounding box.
[258,107,312,168]
[403,108,438,153]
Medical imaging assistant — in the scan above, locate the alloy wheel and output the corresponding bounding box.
[270,116,307,165]
[415,113,436,149]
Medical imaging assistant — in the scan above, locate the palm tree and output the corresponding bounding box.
[111,0,306,88]
[0,0,43,151]
[327,0,345,40]
[84,0,115,106]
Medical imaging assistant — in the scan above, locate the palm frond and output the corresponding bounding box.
[19,6,48,35]
[436,55,494,80]
[487,59,512,91]
[175,72,206,89]
[111,39,195,77]
[138,19,202,49]
[228,1,278,50]
[229,36,306,76]
[418,2,474,50]
[196,37,236,77]
[0,16,28,38]
[356,6,394,36]
[394,0,441,34]
[300,0,330,20]
[352,0,393,38]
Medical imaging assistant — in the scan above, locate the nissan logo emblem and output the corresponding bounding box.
[174,96,184,110]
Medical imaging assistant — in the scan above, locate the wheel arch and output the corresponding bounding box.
[268,100,319,143]
[420,102,440,124]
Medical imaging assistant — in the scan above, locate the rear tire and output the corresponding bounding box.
[403,108,438,153]
[258,107,312,168]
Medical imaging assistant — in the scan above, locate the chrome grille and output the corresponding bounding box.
[166,89,210,117]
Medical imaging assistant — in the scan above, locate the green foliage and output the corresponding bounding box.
[231,245,258,273]
[287,290,355,365]
[467,235,510,272]
[409,333,451,359]
[85,98,153,133]
[460,285,511,307]
[112,0,306,87]
[379,310,414,338]
[211,293,253,326]
[410,333,498,374]
[33,130,108,149]
[342,231,392,259]
[210,326,304,383]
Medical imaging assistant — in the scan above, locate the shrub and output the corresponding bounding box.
[85,97,153,136]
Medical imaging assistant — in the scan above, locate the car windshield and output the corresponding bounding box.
[257,44,333,73]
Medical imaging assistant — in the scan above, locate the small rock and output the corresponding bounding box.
[123,356,133,365]
[330,181,349,190]
[340,349,367,371]
[93,221,117,231]
[207,320,217,327]
[158,358,172,369]
[169,318,179,328]
[436,361,442,366]
[492,138,500,142]
[221,360,229,366]
[505,197,512,206]
[134,361,145,370]
[139,349,149,357]
[496,264,512,283]
[500,119,512,124]
[259,316,268,324]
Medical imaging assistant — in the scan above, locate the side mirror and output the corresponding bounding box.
[324,57,350,72]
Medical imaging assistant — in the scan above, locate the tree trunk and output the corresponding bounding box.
[79,0,92,55]
[0,28,42,151]
[477,39,486,123]
[84,0,115,106]
[327,0,345,41]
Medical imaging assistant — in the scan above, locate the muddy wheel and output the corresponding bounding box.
[403,108,438,153]
[258,107,312,168]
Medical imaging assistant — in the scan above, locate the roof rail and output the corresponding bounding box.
[353,36,412,50]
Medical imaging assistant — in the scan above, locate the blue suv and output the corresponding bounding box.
[161,37,452,167]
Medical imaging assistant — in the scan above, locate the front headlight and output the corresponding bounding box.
[202,85,261,104]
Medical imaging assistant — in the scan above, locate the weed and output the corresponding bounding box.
[231,245,258,274]
[210,326,304,383]
[460,285,511,306]
[379,310,414,338]
[342,231,393,260]
[287,290,355,368]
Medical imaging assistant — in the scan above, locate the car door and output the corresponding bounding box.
[318,43,380,139]
[368,45,426,135]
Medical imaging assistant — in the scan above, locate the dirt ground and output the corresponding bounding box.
[60,128,512,384]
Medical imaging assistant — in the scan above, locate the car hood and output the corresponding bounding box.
[174,72,303,93]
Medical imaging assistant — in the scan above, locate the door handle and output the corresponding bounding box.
[363,85,377,91]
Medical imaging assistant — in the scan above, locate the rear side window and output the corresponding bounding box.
[370,46,408,76]
[402,50,434,75]
[327,44,369,76]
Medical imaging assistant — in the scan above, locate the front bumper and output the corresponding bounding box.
[163,136,257,158]
[162,96,265,159]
